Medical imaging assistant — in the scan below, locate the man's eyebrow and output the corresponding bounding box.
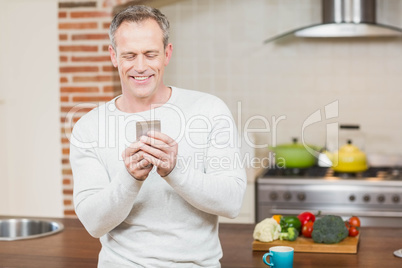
[144,50,159,54]
[120,51,135,56]
[120,50,159,55]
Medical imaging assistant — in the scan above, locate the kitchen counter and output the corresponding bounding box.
[1,217,401,267]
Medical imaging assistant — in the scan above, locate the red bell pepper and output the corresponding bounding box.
[297,211,316,227]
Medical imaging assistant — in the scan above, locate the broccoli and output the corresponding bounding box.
[311,215,348,244]
[279,227,299,241]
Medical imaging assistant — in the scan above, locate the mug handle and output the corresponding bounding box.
[262,252,274,266]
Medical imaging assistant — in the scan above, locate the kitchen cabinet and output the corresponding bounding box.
[0,0,63,217]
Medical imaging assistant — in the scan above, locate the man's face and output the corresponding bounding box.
[109,19,172,101]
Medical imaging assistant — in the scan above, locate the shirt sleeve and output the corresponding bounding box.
[162,98,247,219]
[70,120,144,238]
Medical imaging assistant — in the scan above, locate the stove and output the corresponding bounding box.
[256,166,402,227]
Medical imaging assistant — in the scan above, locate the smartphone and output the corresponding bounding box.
[136,120,161,140]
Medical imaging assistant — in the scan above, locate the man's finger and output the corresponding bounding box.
[122,141,145,159]
[143,153,165,166]
[137,143,165,159]
[147,131,176,146]
[140,135,176,153]
[136,158,153,169]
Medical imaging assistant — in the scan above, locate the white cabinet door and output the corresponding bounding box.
[0,0,63,217]
[0,90,9,214]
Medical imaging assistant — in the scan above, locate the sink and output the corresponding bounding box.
[0,218,64,241]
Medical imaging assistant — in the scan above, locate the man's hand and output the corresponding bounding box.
[122,141,154,181]
[139,131,178,177]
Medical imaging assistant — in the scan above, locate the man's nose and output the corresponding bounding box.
[134,55,147,73]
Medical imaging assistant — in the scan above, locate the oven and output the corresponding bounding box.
[256,167,402,227]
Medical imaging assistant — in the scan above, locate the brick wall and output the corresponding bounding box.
[59,0,130,216]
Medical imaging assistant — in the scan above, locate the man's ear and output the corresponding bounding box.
[109,45,118,67]
[164,43,173,66]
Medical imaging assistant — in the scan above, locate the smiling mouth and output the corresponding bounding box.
[132,76,151,81]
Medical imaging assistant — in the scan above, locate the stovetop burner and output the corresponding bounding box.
[264,166,329,177]
[263,166,402,180]
[332,171,361,179]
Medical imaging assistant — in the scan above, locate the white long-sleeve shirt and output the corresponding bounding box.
[70,87,247,268]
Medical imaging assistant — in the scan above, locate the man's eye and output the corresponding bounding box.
[123,55,135,60]
[146,54,157,58]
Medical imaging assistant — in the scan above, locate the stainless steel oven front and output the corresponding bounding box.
[256,168,402,227]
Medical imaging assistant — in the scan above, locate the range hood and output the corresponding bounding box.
[264,0,402,43]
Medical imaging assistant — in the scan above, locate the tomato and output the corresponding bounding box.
[345,220,360,237]
[301,221,314,238]
[348,226,359,237]
[348,216,361,227]
[297,212,316,227]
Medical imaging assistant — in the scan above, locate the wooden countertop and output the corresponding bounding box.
[1,217,401,267]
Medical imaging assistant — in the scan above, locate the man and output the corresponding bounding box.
[70,5,246,268]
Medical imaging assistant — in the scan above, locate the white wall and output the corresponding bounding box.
[0,0,63,217]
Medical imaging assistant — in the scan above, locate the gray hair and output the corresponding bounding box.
[109,5,170,50]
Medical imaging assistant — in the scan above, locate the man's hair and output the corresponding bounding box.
[109,5,170,50]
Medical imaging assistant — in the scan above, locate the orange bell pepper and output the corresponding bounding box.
[272,214,282,224]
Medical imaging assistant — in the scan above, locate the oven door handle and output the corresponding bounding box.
[270,209,402,218]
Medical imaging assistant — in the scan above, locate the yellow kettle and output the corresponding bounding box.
[329,140,368,173]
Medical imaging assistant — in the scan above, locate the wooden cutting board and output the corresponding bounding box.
[252,235,359,254]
